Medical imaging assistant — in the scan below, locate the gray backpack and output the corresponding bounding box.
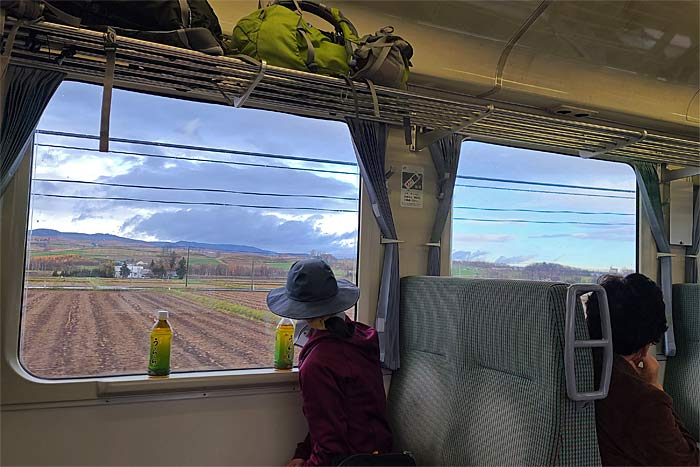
[352,26,413,89]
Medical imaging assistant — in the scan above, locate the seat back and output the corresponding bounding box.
[387,277,601,466]
[665,283,700,439]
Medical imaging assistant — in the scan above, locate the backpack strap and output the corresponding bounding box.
[342,75,359,118]
[271,0,345,36]
[99,27,117,152]
[177,0,191,28]
[42,2,82,27]
[365,79,380,118]
[295,18,317,72]
[354,37,394,80]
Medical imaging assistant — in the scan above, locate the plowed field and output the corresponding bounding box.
[190,290,269,310]
[21,289,289,379]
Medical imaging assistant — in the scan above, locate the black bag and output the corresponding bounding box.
[6,0,224,55]
[336,452,417,466]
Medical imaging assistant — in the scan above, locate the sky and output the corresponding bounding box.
[30,81,636,269]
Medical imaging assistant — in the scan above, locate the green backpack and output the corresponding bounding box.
[228,0,358,77]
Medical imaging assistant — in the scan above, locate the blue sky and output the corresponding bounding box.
[31,81,636,269]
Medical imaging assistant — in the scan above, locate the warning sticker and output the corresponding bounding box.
[401,165,424,208]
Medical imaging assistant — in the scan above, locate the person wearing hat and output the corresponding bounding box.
[267,258,393,467]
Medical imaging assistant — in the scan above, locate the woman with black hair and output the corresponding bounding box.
[267,259,392,467]
[587,273,698,466]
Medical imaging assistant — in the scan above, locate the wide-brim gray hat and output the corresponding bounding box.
[267,258,360,320]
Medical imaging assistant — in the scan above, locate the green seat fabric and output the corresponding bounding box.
[665,284,700,440]
[387,277,601,467]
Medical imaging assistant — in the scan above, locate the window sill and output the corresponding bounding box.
[97,367,299,396]
[2,366,299,411]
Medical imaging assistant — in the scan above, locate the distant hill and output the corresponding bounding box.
[29,229,277,255]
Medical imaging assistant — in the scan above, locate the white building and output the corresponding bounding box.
[114,262,145,279]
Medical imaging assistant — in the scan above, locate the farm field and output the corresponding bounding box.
[20,289,296,379]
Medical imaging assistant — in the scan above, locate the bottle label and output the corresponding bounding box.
[274,326,294,369]
[148,333,171,375]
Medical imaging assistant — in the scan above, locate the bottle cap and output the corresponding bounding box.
[157,310,169,320]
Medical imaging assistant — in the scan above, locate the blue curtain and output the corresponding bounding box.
[633,162,675,356]
[345,117,400,370]
[427,134,462,275]
[1,65,64,195]
[685,186,699,283]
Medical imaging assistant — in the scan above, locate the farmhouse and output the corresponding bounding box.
[114,261,147,279]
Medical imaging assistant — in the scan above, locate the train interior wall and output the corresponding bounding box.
[2,128,696,465]
[1,1,699,462]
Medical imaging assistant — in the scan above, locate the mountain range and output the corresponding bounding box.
[29,229,277,255]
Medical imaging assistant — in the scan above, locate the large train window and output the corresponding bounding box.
[20,81,359,379]
[451,142,636,282]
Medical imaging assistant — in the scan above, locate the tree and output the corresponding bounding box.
[120,263,131,278]
[176,257,187,280]
[99,260,115,278]
[169,252,177,274]
[152,261,167,279]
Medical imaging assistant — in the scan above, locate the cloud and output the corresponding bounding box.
[494,255,536,264]
[120,207,357,256]
[451,250,489,261]
[453,233,514,243]
[528,226,634,241]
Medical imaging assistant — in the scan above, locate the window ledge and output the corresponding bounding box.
[97,367,299,397]
[1,367,299,411]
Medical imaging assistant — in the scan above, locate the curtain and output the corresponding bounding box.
[1,65,65,195]
[345,117,400,370]
[427,134,462,275]
[685,185,699,283]
[633,162,675,356]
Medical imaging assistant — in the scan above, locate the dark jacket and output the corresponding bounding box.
[293,321,392,466]
[595,355,699,466]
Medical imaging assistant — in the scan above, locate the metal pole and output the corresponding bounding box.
[661,164,671,240]
[185,246,190,287]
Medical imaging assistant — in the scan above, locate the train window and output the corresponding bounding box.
[451,142,636,282]
[20,81,359,379]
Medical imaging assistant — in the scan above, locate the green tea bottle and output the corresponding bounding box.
[274,317,294,370]
[148,310,172,376]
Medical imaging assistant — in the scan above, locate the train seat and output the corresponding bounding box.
[664,283,700,440]
[387,277,601,466]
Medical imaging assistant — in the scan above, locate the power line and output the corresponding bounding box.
[457,175,635,194]
[33,191,626,222]
[33,179,359,202]
[35,130,358,167]
[453,217,634,226]
[35,144,359,177]
[32,193,358,213]
[453,206,634,216]
[455,183,636,200]
[35,131,636,194]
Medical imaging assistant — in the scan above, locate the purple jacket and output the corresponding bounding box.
[293,321,392,466]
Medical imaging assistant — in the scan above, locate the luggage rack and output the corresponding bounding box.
[3,17,699,167]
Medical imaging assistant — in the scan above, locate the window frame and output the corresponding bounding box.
[2,112,371,403]
[448,140,639,281]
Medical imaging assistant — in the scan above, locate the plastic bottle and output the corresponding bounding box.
[148,310,172,376]
[274,317,294,370]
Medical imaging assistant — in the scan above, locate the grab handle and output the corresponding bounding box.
[565,284,613,401]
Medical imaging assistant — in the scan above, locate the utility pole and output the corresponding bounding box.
[185,246,190,288]
[251,258,255,291]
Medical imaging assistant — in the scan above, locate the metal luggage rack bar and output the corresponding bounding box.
[3,18,699,167]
